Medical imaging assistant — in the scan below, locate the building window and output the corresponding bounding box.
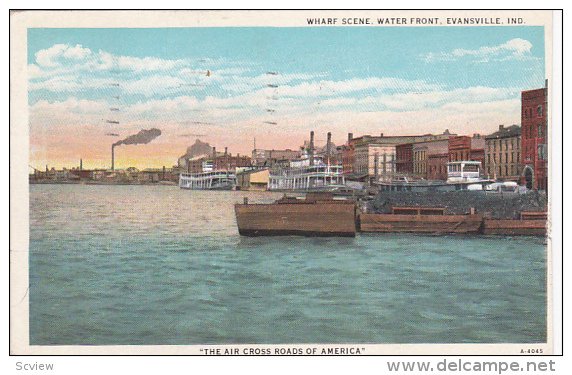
[505,153,508,164]
[538,124,543,137]
[538,144,547,161]
[537,105,543,117]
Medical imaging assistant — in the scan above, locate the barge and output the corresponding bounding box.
[234,193,357,237]
[360,206,483,234]
[482,212,547,236]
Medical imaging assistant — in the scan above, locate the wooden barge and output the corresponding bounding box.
[482,212,547,236]
[360,207,483,234]
[234,193,357,237]
[235,196,547,237]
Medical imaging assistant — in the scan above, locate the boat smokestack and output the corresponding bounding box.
[326,132,332,165]
[309,131,315,166]
[111,145,115,171]
[212,146,216,158]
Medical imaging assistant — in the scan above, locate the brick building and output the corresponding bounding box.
[251,148,300,167]
[186,147,251,173]
[427,153,449,180]
[345,131,451,181]
[484,124,521,181]
[413,139,450,179]
[396,143,413,174]
[521,82,548,190]
[448,135,485,176]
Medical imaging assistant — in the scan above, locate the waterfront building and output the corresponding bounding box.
[251,148,300,167]
[396,143,413,174]
[448,135,485,176]
[484,125,522,181]
[427,153,449,180]
[237,169,270,191]
[341,133,357,177]
[413,139,450,179]
[353,141,396,182]
[521,81,548,190]
[184,147,251,174]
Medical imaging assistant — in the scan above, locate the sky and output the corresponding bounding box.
[27,26,545,170]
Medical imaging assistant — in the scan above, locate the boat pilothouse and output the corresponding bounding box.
[446,161,482,183]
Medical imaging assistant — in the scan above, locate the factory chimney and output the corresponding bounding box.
[212,147,217,158]
[80,159,83,171]
[111,145,115,171]
[224,147,228,156]
[326,132,332,166]
[309,131,315,166]
[162,166,166,180]
[348,133,353,143]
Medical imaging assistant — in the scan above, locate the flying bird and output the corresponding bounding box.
[266,84,278,88]
[206,70,211,77]
[263,121,278,125]
[106,133,120,137]
[106,120,120,124]
[266,71,278,75]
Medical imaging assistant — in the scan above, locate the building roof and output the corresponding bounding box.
[485,125,521,140]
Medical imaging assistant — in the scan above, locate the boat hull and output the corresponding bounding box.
[482,219,546,236]
[359,213,483,234]
[235,201,357,237]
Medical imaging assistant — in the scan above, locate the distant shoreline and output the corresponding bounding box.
[29,180,177,186]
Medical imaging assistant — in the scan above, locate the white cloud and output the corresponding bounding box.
[421,38,536,63]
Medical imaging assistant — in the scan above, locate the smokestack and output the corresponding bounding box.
[225,147,228,156]
[162,166,166,180]
[46,165,48,172]
[212,147,216,158]
[326,132,332,165]
[348,133,353,143]
[111,145,115,171]
[80,159,83,171]
[309,131,315,166]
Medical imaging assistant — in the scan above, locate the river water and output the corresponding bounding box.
[29,184,547,345]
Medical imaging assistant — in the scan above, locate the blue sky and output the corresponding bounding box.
[27,26,545,168]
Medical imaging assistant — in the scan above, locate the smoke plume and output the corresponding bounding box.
[113,128,161,147]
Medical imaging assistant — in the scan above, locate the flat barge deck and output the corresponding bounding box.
[235,193,357,237]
